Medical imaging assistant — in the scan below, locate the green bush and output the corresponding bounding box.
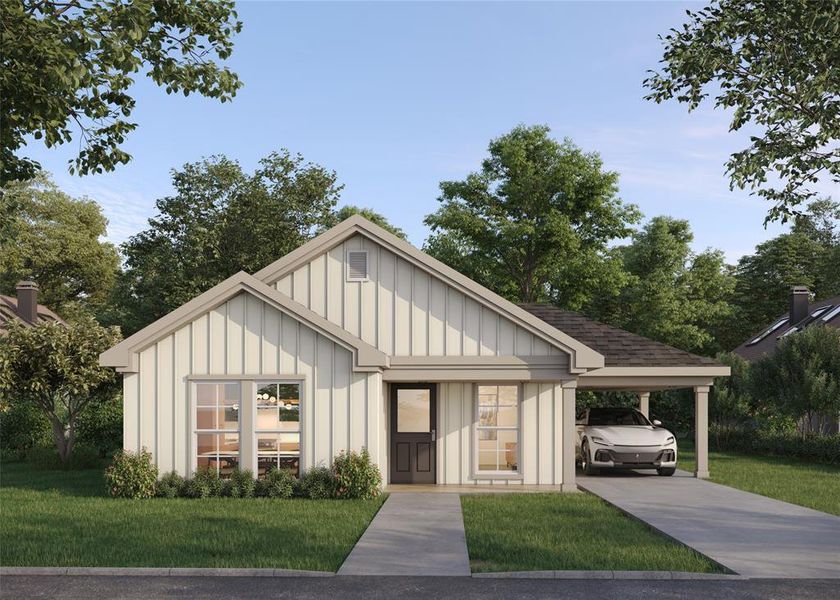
[711,427,840,464]
[255,467,297,499]
[105,449,158,498]
[184,468,224,498]
[155,471,186,498]
[333,448,382,500]
[225,468,257,498]
[0,400,52,453]
[75,392,123,457]
[26,444,101,470]
[300,465,337,499]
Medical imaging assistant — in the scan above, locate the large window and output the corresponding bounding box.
[476,384,519,473]
[255,382,301,477]
[195,382,240,477]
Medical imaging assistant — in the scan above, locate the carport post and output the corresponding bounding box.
[561,381,577,492]
[638,392,650,418]
[694,385,710,479]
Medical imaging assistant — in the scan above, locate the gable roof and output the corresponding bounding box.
[520,303,720,368]
[733,294,840,361]
[254,215,605,372]
[100,271,388,373]
[0,295,64,333]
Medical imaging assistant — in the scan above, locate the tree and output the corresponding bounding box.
[112,151,341,334]
[1,0,242,184]
[424,125,640,307]
[0,318,121,464]
[644,0,840,222]
[750,326,840,435]
[592,216,735,354]
[328,205,407,239]
[0,174,120,315]
[728,199,840,346]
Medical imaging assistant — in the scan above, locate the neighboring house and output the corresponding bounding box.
[100,216,728,489]
[0,281,64,333]
[733,286,840,361]
[733,286,840,434]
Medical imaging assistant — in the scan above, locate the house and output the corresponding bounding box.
[733,286,840,361]
[0,281,65,333]
[100,216,728,489]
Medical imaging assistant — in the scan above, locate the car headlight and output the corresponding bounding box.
[590,436,613,446]
[664,436,675,445]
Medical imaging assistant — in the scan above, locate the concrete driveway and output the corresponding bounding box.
[578,470,840,578]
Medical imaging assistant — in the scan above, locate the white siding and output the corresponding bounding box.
[271,234,557,357]
[124,292,384,476]
[436,381,567,485]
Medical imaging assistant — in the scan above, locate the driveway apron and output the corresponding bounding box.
[578,471,840,578]
[338,493,471,576]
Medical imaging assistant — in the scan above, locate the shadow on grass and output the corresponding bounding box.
[1,461,107,498]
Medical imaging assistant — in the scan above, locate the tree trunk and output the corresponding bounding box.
[48,415,74,464]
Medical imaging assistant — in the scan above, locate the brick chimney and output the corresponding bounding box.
[16,281,38,324]
[789,286,810,325]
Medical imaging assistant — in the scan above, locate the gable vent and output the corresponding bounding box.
[347,251,369,281]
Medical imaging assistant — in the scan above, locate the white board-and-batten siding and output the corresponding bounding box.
[122,292,385,476]
[436,382,567,485]
[271,234,562,359]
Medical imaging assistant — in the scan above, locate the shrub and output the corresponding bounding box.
[300,465,337,499]
[256,467,297,499]
[333,448,382,500]
[0,400,52,454]
[76,391,123,457]
[711,427,840,465]
[26,444,101,470]
[105,449,158,498]
[184,468,224,498]
[225,468,257,498]
[156,471,186,498]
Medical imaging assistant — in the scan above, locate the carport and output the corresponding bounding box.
[521,304,730,480]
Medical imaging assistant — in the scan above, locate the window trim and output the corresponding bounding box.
[190,380,243,477]
[346,250,369,282]
[253,379,303,477]
[472,383,522,478]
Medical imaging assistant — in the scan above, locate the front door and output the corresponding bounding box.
[390,384,436,484]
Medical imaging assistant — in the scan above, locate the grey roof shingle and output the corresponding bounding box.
[520,303,720,368]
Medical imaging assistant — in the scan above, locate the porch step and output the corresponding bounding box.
[338,492,471,576]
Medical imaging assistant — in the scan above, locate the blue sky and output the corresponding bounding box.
[26,0,816,263]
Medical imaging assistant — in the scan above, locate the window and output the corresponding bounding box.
[397,388,431,432]
[255,382,301,477]
[476,385,519,473]
[195,382,240,477]
[747,317,788,345]
[587,408,650,426]
[821,305,840,323]
[346,251,368,281]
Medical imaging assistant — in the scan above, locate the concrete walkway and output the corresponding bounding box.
[579,471,840,578]
[338,493,471,576]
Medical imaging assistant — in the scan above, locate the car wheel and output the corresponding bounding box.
[581,440,599,475]
[657,467,675,476]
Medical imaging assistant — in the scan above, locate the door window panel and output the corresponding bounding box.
[397,389,430,433]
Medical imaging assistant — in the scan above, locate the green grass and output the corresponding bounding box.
[460,493,723,573]
[0,462,385,570]
[679,447,840,516]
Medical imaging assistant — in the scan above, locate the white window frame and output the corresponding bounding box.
[473,383,522,478]
[253,379,303,477]
[190,380,243,477]
[346,250,369,282]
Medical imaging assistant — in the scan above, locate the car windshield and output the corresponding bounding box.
[587,408,650,426]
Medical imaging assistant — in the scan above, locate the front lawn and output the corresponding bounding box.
[0,462,384,570]
[460,493,723,573]
[678,447,840,516]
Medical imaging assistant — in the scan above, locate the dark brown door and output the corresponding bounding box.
[390,384,436,484]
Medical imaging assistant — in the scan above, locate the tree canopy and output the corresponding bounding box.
[644,0,840,223]
[111,151,342,334]
[328,205,407,239]
[424,125,640,307]
[0,174,120,316]
[1,0,242,184]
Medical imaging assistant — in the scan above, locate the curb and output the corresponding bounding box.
[0,567,333,578]
[472,570,747,580]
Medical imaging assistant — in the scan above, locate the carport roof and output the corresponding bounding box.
[520,303,720,368]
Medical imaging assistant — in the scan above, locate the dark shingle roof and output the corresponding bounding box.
[520,303,719,368]
[732,294,840,362]
[0,295,65,333]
